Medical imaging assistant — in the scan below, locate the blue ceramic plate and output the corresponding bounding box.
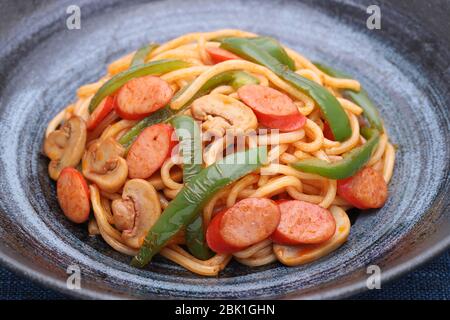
[0,0,449,299]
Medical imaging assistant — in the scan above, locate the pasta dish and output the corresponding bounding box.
[43,29,395,276]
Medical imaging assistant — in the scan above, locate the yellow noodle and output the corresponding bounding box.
[318,179,337,208]
[261,163,326,181]
[197,35,213,65]
[45,108,66,137]
[159,247,221,276]
[89,185,122,242]
[203,188,230,225]
[161,66,210,83]
[293,119,324,153]
[267,144,289,163]
[258,130,305,145]
[107,51,135,75]
[161,157,184,190]
[325,112,360,155]
[226,174,259,207]
[233,239,272,259]
[295,99,315,116]
[163,187,181,199]
[100,119,137,141]
[88,218,100,236]
[296,69,322,85]
[251,176,302,198]
[211,85,234,95]
[77,77,109,98]
[383,143,396,183]
[170,245,230,267]
[148,170,183,190]
[337,97,363,115]
[251,246,274,259]
[236,253,277,267]
[367,133,388,166]
[150,48,201,63]
[284,47,360,91]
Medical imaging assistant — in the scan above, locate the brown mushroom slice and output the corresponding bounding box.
[191,93,258,136]
[82,137,128,193]
[111,179,161,249]
[273,206,350,266]
[44,116,87,180]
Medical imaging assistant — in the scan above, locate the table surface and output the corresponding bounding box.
[1,250,448,300]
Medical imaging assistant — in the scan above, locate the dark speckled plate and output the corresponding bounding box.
[0,0,449,299]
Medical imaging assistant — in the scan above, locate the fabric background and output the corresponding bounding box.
[0,250,448,300]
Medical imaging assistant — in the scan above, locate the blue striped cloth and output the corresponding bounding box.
[1,250,448,300]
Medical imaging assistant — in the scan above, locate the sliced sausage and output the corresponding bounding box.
[57,167,90,223]
[86,95,117,130]
[237,84,306,131]
[116,75,173,120]
[337,166,388,209]
[126,124,176,179]
[206,210,244,254]
[323,121,335,141]
[220,198,280,249]
[271,200,336,245]
[205,47,241,64]
[274,206,350,266]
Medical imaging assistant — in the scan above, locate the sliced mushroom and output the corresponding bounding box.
[82,137,128,193]
[44,116,87,180]
[111,179,161,248]
[273,206,350,266]
[191,93,257,136]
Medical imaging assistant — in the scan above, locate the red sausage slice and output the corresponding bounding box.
[116,75,173,120]
[205,47,241,64]
[271,200,336,245]
[220,198,280,249]
[206,210,245,254]
[337,167,388,209]
[57,167,90,224]
[237,84,306,131]
[323,121,335,141]
[86,95,116,130]
[126,124,176,179]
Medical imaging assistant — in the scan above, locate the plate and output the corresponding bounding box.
[0,0,449,299]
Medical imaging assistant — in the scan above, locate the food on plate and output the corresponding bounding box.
[44,29,396,276]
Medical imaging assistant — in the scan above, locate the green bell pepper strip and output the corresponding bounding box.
[219,37,352,141]
[88,59,191,114]
[213,36,295,70]
[131,146,268,268]
[118,70,259,149]
[290,130,380,180]
[314,62,384,132]
[170,115,203,182]
[130,43,159,67]
[249,37,296,71]
[119,107,176,149]
[170,115,212,260]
